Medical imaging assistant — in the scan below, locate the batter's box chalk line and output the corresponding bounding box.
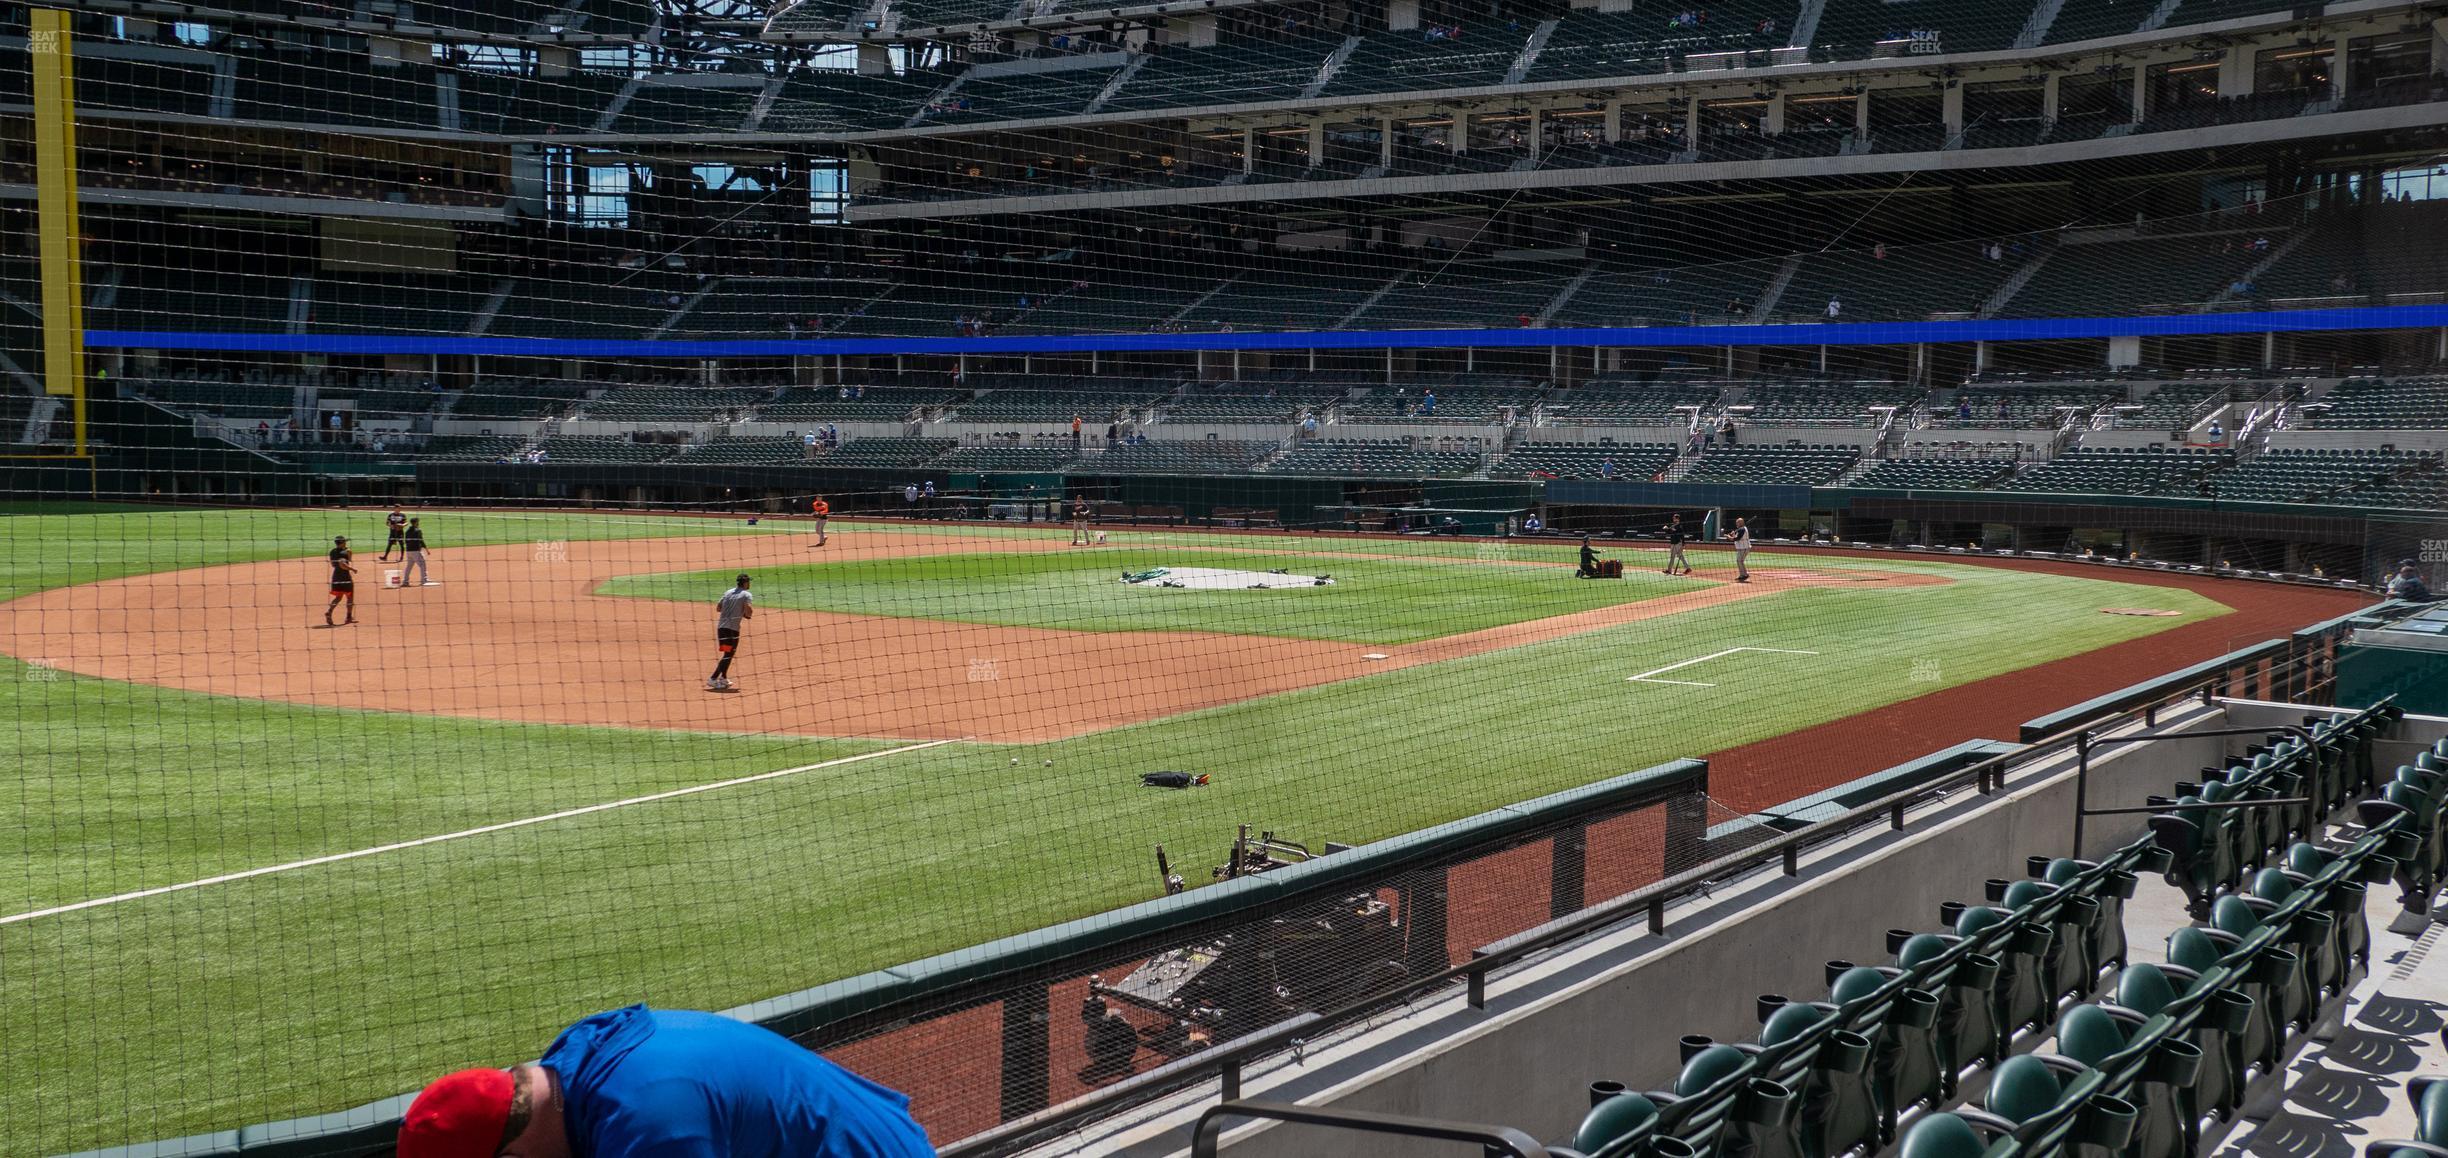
[1628,647,1822,687]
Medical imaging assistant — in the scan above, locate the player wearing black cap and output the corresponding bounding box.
[324,536,357,626]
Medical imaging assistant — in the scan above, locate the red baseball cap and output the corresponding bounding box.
[399,1067,515,1158]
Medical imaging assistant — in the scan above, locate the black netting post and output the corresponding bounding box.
[1550,821,1588,919]
[1401,866,1452,977]
[1665,782,1711,872]
[1000,983,1052,1121]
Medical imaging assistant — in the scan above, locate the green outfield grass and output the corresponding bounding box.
[0,509,2230,1155]
[600,548,1702,643]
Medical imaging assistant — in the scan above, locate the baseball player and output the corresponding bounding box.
[397,517,434,587]
[1661,513,1693,575]
[1070,496,1092,547]
[324,535,357,626]
[1722,516,1753,582]
[380,506,408,561]
[707,573,754,692]
[809,496,831,548]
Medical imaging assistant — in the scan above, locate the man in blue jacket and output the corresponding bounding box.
[398,1005,933,1158]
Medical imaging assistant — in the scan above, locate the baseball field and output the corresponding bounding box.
[0,505,2370,1155]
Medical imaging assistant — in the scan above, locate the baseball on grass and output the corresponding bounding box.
[1010,757,1021,765]
[1042,759,1053,767]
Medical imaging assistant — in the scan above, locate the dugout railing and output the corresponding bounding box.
[55,604,2392,1158]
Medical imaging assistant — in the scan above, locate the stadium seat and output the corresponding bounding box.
[1574,1088,1659,1152]
[1891,932,2000,1079]
[1954,1054,2064,1135]
[1896,1111,1990,1158]
[1757,1001,1878,1158]
[2047,1003,2197,1158]
[1952,904,2054,1041]
[1829,965,1944,1140]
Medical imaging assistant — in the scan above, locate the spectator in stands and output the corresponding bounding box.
[1421,389,1438,416]
[1825,296,1843,319]
[396,1005,930,1158]
[1997,397,2012,421]
[2389,562,2435,603]
[1106,420,1120,446]
[1717,414,1738,445]
[1301,412,1320,440]
[1599,456,1618,479]
[803,430,820,460]
[1872,242,1888,260]
[904,483,920,508]
[1521,513,1543,535]
[2206,420,2225,445]
[1956,397,1972,422]
[1071,415,1083,446]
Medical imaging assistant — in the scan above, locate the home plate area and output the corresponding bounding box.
[1121,566,1336,590]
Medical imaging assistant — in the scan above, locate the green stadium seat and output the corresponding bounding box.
[2042,856,2132,978]
[2000,879,2094,1005]
[2048,1004,2195,1158]
[1830,965,1945,1138]
[1956,1054,2063,1134]
[2164,926,2255,1114]
[2208,896,2312,1034]
[1758,1001,1878,1158]
[1954,904,2053,1041]
[1897,1112,1990,1158]
[1893,932,2000,1079]
[1574,1088,1658,1152]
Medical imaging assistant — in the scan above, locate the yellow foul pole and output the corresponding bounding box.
[30,8,87,456]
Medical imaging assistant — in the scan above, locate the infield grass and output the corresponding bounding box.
[0,509,2230,1155]
[600,548,1702,643]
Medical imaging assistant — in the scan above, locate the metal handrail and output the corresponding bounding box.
[1191,1100,1556,1158]
[2070,723,2317,856]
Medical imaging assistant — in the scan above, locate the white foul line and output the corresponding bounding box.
[2,738,960,926]
[1628,647,1821,687]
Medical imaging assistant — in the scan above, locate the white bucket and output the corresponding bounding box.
[384,569,404,589]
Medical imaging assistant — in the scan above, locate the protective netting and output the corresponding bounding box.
[4,2,2447,1155]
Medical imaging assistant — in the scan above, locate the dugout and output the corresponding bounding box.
[2336,603,2448,715]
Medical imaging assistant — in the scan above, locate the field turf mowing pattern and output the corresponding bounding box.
[0,509,2224,1155]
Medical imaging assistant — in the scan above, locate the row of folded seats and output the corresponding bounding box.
[1558,700,2410,1158]
[2372,730,2448,1158]
[1682,446,1861,485]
